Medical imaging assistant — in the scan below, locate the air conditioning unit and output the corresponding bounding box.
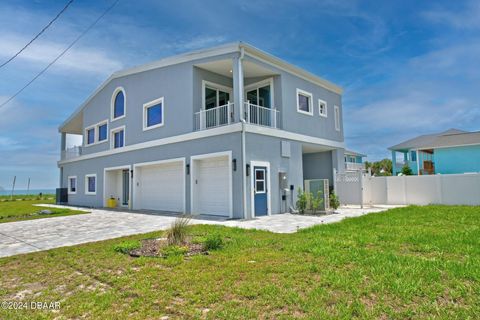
[304,179,330,210]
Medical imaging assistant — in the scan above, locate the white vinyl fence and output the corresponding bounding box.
[334,170,480,206]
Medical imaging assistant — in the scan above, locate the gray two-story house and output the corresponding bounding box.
[58,42,345,219]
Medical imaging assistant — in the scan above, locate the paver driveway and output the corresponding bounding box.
[0,205,395,258]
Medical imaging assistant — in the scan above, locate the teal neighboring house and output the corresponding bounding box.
[389,129,480,175]
[344,149,366,171]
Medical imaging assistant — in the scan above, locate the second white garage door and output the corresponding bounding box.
[136,161,184,212]
[192,155,231,216]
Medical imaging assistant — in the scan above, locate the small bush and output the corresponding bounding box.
[114,240,140,254]
[204,233,223,251]
[401,164,413,175]
[161,245,188,258]
[296,188,308,214]
[166,217,191,245]
[311,191,324,214]
[330,192,340,210]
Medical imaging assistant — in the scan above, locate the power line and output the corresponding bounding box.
[0,0,120,110]
[0,0,75,70]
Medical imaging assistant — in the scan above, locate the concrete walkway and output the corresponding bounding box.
[0,205,397,258]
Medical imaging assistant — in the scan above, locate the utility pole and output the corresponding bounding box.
[27,177,31,194]
[10,176,16,200]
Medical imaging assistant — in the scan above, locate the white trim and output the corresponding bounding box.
[110,125,126,149]
[67,176,77,195]
[244,77,275,108]
[201,80,233,110]
[84,119,109,147]
[296,88,313,116]
[318,99,327,118]
[110,87,126,122]
[85,174,97,195]
[334,105,340,131]
[143,97,165,131]
[58,123,345,165]
[132,158,186,213]
[250,160,271,217]
[103,165,132,208]
[190,150,233,218]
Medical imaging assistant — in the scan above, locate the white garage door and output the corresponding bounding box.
[137,161,184,212]
[194,156,230,216]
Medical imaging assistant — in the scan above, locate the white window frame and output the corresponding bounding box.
[67,176,77,195]
[85,174,97,195]
[244,78,275,107]
[84,119,108,147]
[254,168,266,194]
[143,97,165,131]
[110,125,126,149]
[296,88,313,116]
[201,80,233,110]
[334,105,340,131]
[318,99,327,118]
[111,87,126,122]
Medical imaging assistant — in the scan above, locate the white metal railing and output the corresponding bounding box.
[244,102,279,128]
[345,162,365,171]
[194,102,234,131]
[61,146,82,160]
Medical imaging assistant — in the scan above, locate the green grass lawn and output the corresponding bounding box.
[0,198,87,223]
[0,206,479,319]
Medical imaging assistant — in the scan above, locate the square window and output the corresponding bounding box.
[255,170,264,180]
[297,89,313,115]
[98,123,107,141]
[114,130,124,148]
[256,181,265,192]
[147,103,163,127]
[86,128,95,145]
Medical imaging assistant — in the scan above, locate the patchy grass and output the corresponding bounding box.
[0,199,87,223]
[0,206,479,319]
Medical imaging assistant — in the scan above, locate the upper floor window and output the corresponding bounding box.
[98,122,108,142]
[85,174,96,195]
[143,97,164,131]
[111,126,125,149]
[318,99,327,117]
[68,176,77,194]
[112,87,126,121]
[296,89,313,115]
[203,81,232,110]
[334,105,340,131]
[86,128,95,145]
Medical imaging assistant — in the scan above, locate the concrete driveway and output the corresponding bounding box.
[0,205,396,258]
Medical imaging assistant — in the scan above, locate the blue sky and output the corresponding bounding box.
[0,0,479,190]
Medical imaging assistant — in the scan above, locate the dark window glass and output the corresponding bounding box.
[258,85,271,108]
[88,176,95,192]
[70,178,76,192]
[247,89,258,105]
[256,181,265,192]
[98,124,107,141]
[255,170,264,180]
[218,91,230,106]
[114,130,124,148]
[87,128,95,144]
[114,91,125,118]
[147,104,163,127]
[298,94,310,112]
[205,87,216,110]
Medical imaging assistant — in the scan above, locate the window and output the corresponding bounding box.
[143,97,164,130]
[98,123,108,142]
[255,169,266,193]
[111,88,126,120]
[85,174,96,195]
[86,128,95,145]
[411,151,417,162]
[68,176,77,194]
[111,126,125,149]
[334,105,340,131]
[318,99,327,117]
[296,89,313,115]
[202,81,232,110]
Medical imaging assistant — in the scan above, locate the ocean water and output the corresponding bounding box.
[0,189,56,196]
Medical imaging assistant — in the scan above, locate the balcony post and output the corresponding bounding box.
[391,150,397,176]
[232,53,244,123]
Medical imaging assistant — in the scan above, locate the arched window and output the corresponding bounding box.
[112,88,125,120]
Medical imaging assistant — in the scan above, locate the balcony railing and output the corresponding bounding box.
[244,102,279,129]
[194,103,234,131]
[61,146,82,160]
[345,162,365,171]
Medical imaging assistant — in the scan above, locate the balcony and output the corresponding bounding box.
[194,102,279,131]
[61,146,82,160]
[345,162,365,171]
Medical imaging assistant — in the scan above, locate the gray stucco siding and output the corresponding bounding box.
[61,132,245,218]
[302,151,334,186]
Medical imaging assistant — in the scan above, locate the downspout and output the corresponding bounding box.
[239,46,248,220]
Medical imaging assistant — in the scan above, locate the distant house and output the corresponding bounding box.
[389,129,480,175]
[344,150,366,171]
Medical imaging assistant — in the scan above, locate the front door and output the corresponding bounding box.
[254,166,268,216]
[122,169,129,206]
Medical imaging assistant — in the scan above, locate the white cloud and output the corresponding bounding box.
[422,1,480,29]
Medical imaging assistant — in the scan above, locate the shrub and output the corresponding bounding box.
[330,192,340,210]
[296,188,308,214]
[204,233,223,251]
[311,191,324,214]
[161,245,188,258]
[166,217,191,246]
[401,164,413,175]
[114,240,140,254]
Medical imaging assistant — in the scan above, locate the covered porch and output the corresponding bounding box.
[391,149,435,175]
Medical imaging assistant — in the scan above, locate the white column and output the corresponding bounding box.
[232,54,244,122]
